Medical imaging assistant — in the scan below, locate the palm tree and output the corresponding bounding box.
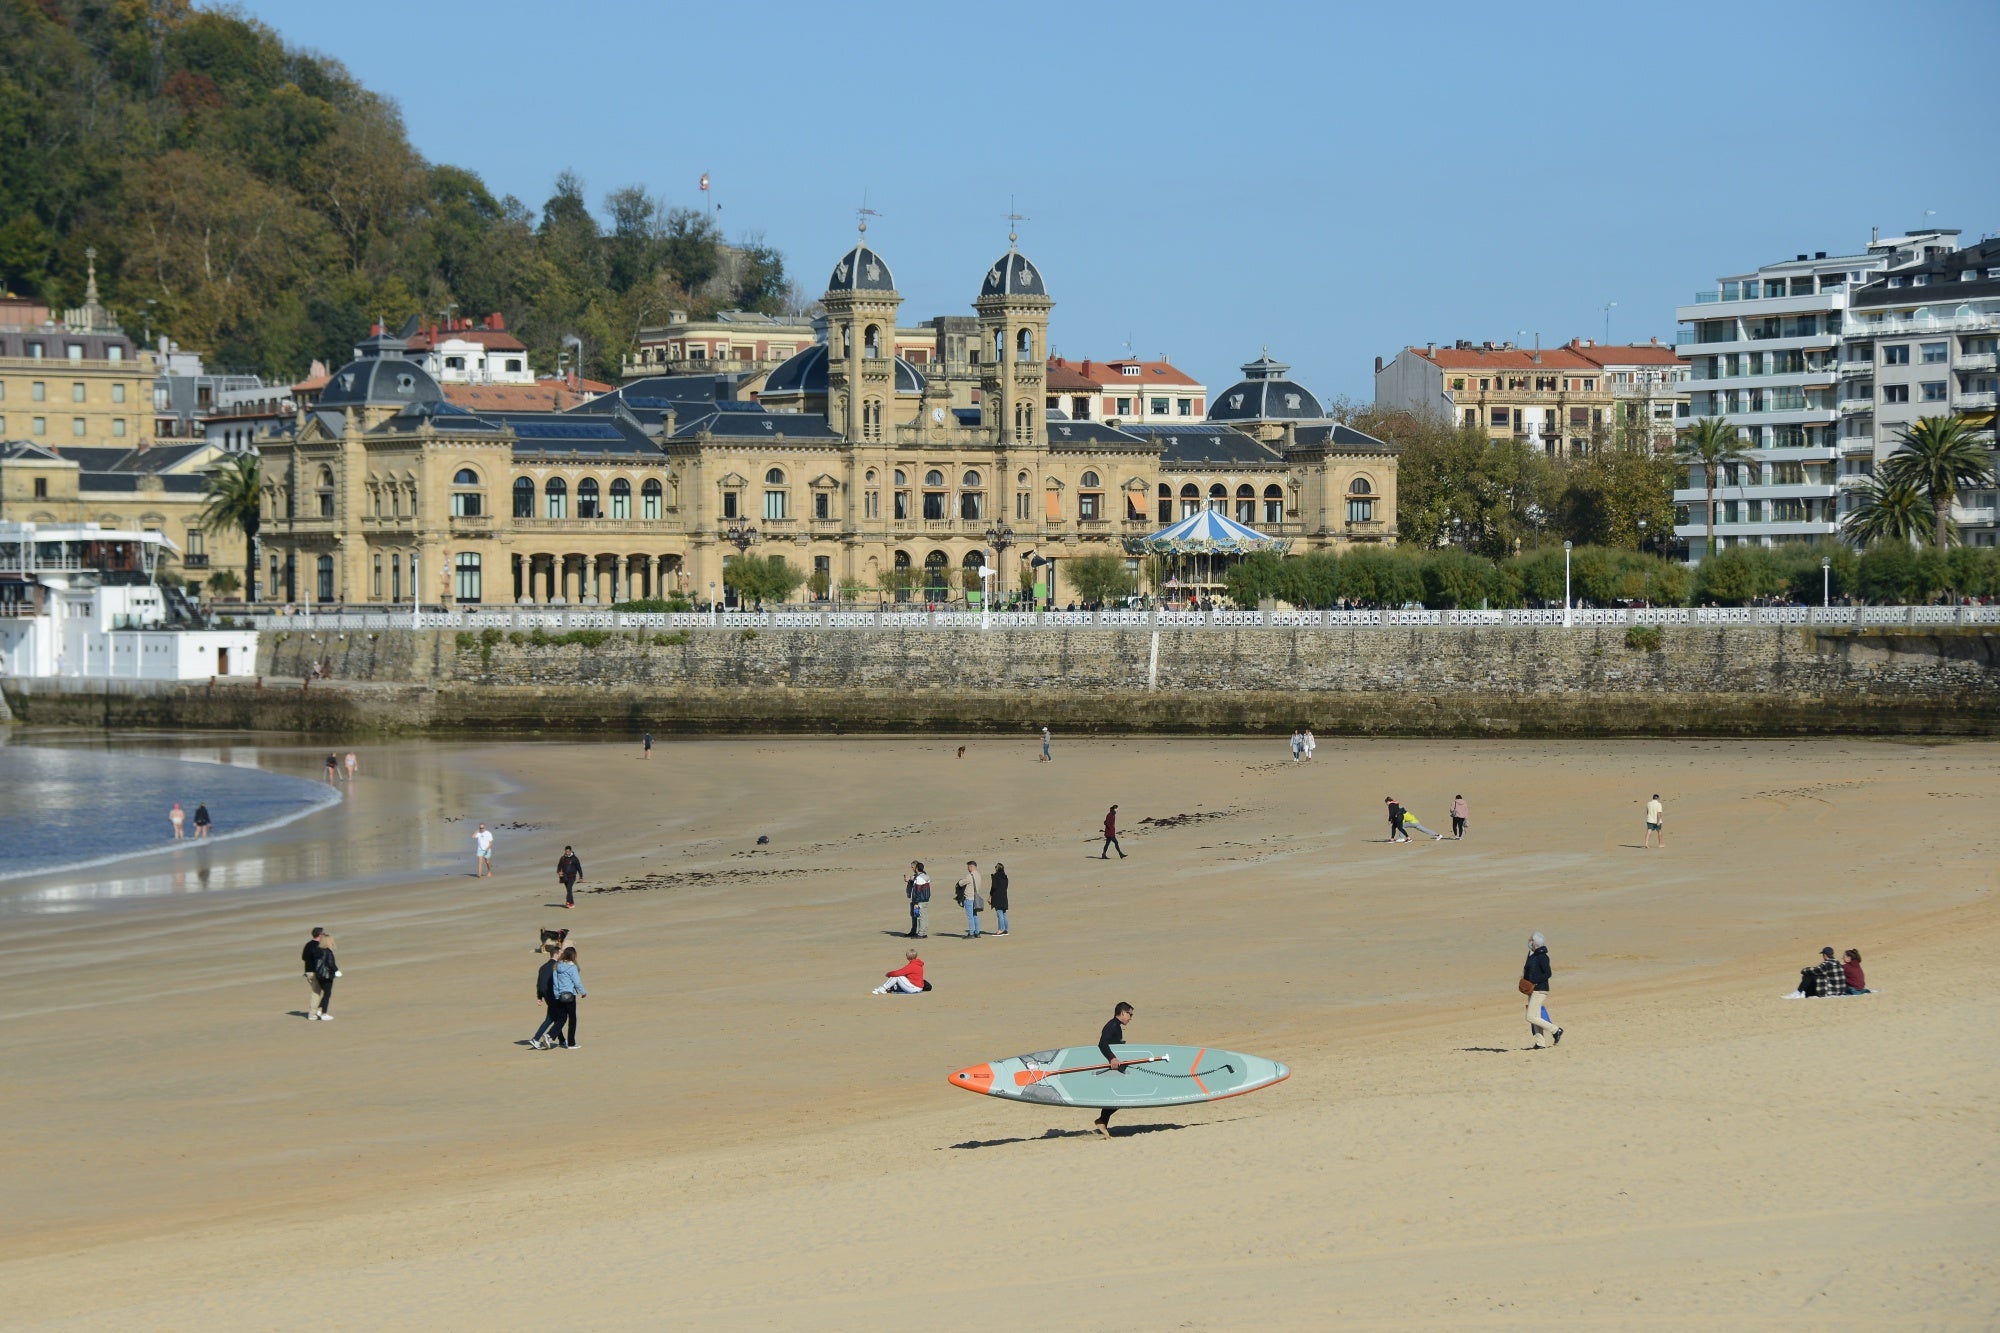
[1674,417,1753,560]
[200,452,263,602]
[1879,413,1995,549]
[1842,477,1933,548]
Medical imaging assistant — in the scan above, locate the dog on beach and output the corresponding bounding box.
[957,745,966,759]
[537,927,569,952]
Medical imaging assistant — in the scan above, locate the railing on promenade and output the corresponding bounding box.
[238,604,2000,633]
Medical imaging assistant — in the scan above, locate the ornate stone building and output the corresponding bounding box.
[257,230,1397,607]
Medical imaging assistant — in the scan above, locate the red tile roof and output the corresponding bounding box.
[1567,340,1687,368]
[1060,356,1203,388]
[1044,358,1098,391]
[443,381,600,412]
[1414,345,1602,372]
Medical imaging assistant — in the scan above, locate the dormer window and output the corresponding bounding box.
[397,374,415,393]
[1121,365,1140,376]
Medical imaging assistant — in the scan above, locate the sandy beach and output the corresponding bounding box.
[2,734,1996,1329]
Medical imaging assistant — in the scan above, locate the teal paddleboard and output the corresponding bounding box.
[949,1044,1288,1110]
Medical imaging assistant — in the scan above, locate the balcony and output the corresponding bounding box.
[1958,352,1997,372]
[1837,397,1875,414]
[1849,312,1999,338]
[1959,390,1997,410]
[181,553,210,569]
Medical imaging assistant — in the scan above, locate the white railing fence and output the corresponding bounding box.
[238,605,2000,634]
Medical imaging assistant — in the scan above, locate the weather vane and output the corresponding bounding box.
[1006,196,1028,246]
[856,192,879,235]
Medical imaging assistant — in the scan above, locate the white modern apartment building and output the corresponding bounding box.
[1839,235,2000,546]
[1673,229,1956,558]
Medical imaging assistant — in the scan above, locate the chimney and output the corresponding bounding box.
[1871,225,1879,243]
[1374,355,1385,373]
[1532,349,1542,364]
[1815,252,1827,259]
[487,312,505,331]
[1796,254,1808,262]
[664,407,678,436]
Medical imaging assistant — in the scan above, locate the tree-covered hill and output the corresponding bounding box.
[0,0,787,381]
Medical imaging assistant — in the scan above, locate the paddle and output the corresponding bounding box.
[1013,1054,1169,1086]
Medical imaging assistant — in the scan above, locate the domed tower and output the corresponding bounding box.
[975,236,1052,446]
[1208,351,1326,445]
[820,223,903,441]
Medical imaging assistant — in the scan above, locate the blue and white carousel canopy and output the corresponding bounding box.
[1137,508,1290,555]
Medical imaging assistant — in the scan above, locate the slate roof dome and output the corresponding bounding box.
[826,239,896,293]
[1207,352,1324,422]
[318,355,445,410]
[980,246,1046,298]
[762,343,927,396]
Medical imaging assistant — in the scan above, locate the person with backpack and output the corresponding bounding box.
[556,845,584,909]
[956,860,983,939]
[904,861,931,939]
[548,946,586,1048]
[302,927,338,1021]
[529,943,564,1049]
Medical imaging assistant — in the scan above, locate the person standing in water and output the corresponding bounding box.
[344,752,358,781]
[169,802,185,840]
[1092,1002,1136,1137]
[192,802,212,839]
[325,753,340,783]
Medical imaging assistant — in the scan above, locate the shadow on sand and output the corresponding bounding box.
[947,1118,1249,1149]
[1458,1046,1515,1054]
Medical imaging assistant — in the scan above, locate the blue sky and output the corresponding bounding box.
[241,0,2000,403]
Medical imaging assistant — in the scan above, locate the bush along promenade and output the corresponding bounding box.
[1218,541,2000,611]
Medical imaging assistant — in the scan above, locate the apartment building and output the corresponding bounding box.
[1840,235,2000,546]
[0,270,152,450]
[1068,357,1207,425]
[1374,342,1617,456]
[1670,230,1956,557]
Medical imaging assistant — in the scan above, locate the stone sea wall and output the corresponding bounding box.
[7,625,2000,737]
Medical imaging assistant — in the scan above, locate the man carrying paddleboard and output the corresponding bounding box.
[1092,1002,1135,1136]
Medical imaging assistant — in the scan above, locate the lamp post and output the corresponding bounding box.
[983,521,1015,601]
[1027,550,1054,612]
[1563,539,1573,627]
[722,523,759,609]
[1822,555,1831,609]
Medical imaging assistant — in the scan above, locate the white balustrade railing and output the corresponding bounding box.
[237,604,2000,634]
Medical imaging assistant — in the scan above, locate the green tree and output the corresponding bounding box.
[1692,545,1780,605]
[1419,547,1493,607]
[1223,550,1290,608]
[722,554,804,607]
[1554,446,1678,550]
[1855,542,1937,604]
[198,452,263,602]
[1066,552,1137,606]
[1879,414,1995,550]
[1842,477,1931,548]
[1674,417,1754,560]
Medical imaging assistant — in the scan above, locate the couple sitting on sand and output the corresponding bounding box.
[1792,946,1869,997]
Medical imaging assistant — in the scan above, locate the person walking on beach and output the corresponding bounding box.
[1099,805,1126,859]
[1644,794,1666,849]
[957,860,983,938]
[1385,797,1409,844]
[904,861,931,938]
[556,845,584,908]
[1040,726,1052,763]
[1092,1002,1136,1137]
[548,946,585,1047]
[642,732,653,761]
[1450,794,1469,840]
[302,927,337,1020]
[989,862,1011,936]
[192,802,212,839]
[169,801,185,841]
[1521,932,1562,1049]
[475,823,494,877]
[1290,729,1303,762]
[325,753,340,783]
[343,751,358,781]
[529,943,564,1048]
[1302,729,1316,761]
[873,948,929,994]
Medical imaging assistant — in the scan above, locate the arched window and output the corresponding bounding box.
[765,467,786,485]
[865,469,878,482]
[578,477,601,518]
[923,549,950,593]
[1349,477,1374,495]
[1080,471,1100,488]
[1263,483,1285,525]
[1017,327,1033,360]
[451,466,484,518]
[609,477,631,519]
[841,325,852,358]
[641,477,663,520]
[894,550,912,569]
[925,469,944,487]
[1158,482,1172,497]
[863,325,880,358]
[1234,483,1255,524]
[514,476,534,518]
[545,476,568,519]
[1235,483,1255,497]
[994,327,1006,357]
[963,470,982,488]
[1017,471,1030,485]
[894,469,908,487]
[316,466,335,518]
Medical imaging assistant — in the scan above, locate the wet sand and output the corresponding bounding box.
[2,735,1996,1328]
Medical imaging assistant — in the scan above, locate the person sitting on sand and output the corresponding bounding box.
[1801,946,1848,998]
[1842,948,1870,995]
[873,948,929,995]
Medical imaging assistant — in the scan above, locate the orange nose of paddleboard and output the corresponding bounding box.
[949,1063,994,1095]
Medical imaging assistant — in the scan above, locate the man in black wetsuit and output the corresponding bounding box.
[1092,1002,1135,1137]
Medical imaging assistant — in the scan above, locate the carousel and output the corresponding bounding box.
[1130,509,1291,598]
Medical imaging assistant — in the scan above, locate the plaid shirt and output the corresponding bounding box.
[1811,958,1849,997]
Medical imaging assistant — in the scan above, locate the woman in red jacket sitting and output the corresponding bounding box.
[872,949,930,995]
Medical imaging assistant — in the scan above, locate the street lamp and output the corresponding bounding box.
[983,521,1015,600]
[1822,555,1831,609]
[1563,539,1573,627]
[722,523,759,609]
[1027,550,1055,612]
